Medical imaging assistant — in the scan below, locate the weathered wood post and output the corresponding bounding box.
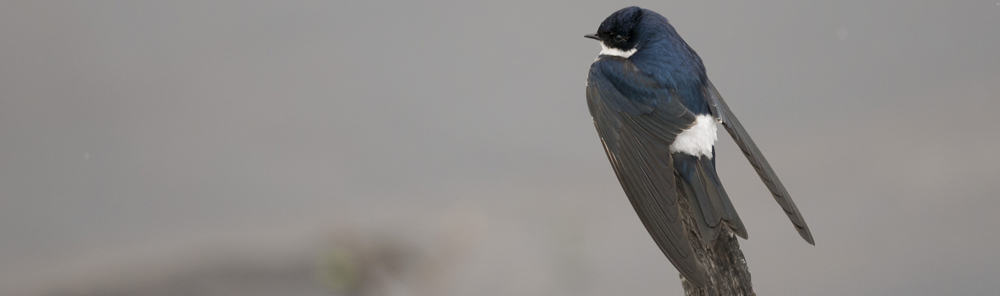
[676,176,755,296]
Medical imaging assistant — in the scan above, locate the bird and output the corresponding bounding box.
[584,6,814,285]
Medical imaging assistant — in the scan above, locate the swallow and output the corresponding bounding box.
[585,6,814,285]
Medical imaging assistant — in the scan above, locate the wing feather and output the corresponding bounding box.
[704,80,815,245]
[587,57,707,284]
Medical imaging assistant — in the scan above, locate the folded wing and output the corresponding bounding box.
[704,80,815,245]
[587,57,707,285]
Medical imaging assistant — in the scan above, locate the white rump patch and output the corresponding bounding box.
[670,114,718,158]
[599,43,637,58]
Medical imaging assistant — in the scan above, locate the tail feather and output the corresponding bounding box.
[697,155,747,239]
[673,153,748,244]
[678,179,722,245]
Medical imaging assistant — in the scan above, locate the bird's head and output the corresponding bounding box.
[585,6,645,58]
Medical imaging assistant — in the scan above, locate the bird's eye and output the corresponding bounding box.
[613,35,626,42]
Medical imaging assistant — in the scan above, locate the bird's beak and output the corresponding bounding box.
[584,34,601,41]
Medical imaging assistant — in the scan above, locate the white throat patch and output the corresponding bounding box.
[599,43,637,58]
[669,114,718,158]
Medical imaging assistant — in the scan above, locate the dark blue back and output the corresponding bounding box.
[629,9,710,115]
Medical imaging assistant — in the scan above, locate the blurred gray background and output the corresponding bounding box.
[2,1,999,295]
